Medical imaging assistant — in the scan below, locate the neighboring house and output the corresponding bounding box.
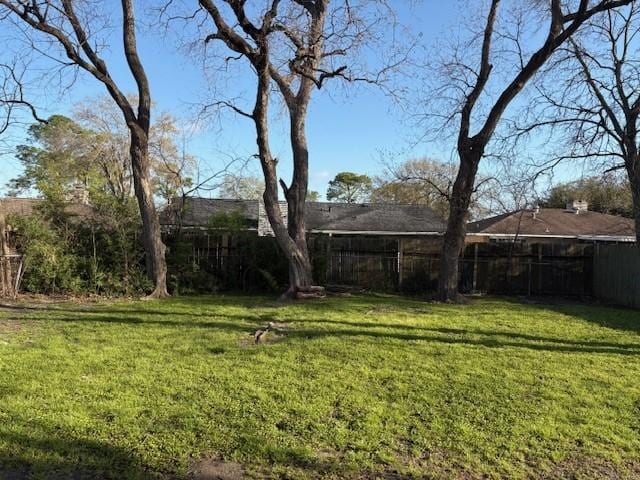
[4,195,635,295]
[161,197,446,237]
[0,197,93,221]
[460,201,636,296]
[467,200,636,244]
[161,197,447,291]
[162,197,638,295]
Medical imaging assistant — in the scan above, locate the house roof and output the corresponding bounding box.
[161,198,260,229]
[162,198,446,235]
[0,197,94,220]
[304,201,445,234]
[468,208,636,240]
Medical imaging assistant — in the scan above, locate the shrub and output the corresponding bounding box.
[10,214,82,294]
[10,195,148,296]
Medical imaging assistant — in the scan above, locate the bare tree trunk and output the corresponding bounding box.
[250,58,309,298]
[432,0,635,301]
[130,132,168,298]
[260,186,311,298]
[282,108,313,295]
[438,149,481,301]
[628,156,640,245]
[0,213,12,297]
[0,0,170,297]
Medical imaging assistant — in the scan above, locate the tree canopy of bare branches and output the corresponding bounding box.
[522,1,640,242]
[191,0,402,298]
[424,0,633,301]
[0,59,45,149]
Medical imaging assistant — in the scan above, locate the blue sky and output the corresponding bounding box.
[0,1,580,200]
[0,1,460,198]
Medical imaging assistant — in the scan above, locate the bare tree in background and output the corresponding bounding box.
[194,0,401,298]
[525,1,640,242]
[74,96,136,201]
[218,174,264,200]
[1,59,45,146]
[427,0,632,302]
[370,156,524,221]
[0,0,170,297]
[371,158,455,218]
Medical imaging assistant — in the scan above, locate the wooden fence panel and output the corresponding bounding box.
[593,244,640,308]
[326,253,399,291]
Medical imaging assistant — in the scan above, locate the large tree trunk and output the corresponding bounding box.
[283,107,314,294]
[437,149,481,301]
[130,131,169,298]
[628,159,640,245]
[0,212,13,297]
[253,52,315,299]
[261,186,312,299]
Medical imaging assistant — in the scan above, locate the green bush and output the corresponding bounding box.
[10,195,148,296]
[165,211,289,294]
[10,214,83,294]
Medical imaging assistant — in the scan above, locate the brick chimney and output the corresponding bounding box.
[566,200,588,214]
[532,205,540,219]
[67,184,90,205]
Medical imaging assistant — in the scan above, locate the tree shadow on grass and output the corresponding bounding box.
[0,312,257,334]
[6,312,640,357]
[0,427,156,480]
[4,294,639,356]
[545,304,640,334]
[0,294,402,319]
[258,316,640,355]
[494,296,640,333]
[290,327,640,355]
[283,317,640,351]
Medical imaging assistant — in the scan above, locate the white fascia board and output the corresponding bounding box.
[467,233,635,242]
[309,230,443,236]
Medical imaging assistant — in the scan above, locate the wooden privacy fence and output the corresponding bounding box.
[458,256,592,296]
[593,244,640,308]
[167,231,613,299]
[326,253,399,291]
[324,249,593,296]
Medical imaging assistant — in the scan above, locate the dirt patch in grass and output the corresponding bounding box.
[237,321,289,348]
[542,456,640,479]
[188,457,245,480]
[237,331,287,348]
[0,318,22,336]
[352,466,478,480]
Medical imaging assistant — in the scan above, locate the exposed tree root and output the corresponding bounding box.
[141,286,170,301]
[278,285,326,301]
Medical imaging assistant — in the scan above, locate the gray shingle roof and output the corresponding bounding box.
[0,197,95,221]
[304,201,445,233]
[162,198,446,234]
[468,208,635,238]
[161,198,259,229]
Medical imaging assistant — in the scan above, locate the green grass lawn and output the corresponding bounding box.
[1,294,640,479]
